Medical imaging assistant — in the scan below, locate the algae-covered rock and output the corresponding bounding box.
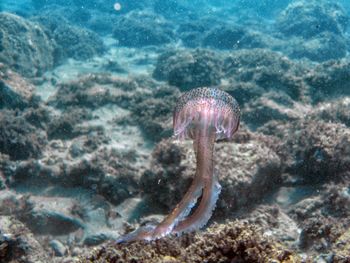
[277,0,348,39]
[305,59,350,104]
[276,0,349,62]
[177,18,218,48]
[49,73,179,142]
[48,73,140,109]
[310,98,350,127]
[0,110,47,160]
[34,15,105,64]
[141,132,282,216]
[260,119,350,183]
[0,12,54,77]
[222,49,308,102]
[0,216,50,262]
[203,23,268,50]
[19,196,85,236]
[112,10,175,47]
[82,221,298,263]
[243,91,310,129]
[153,49,223,91]
[0,63,37,110]
[332,227,350,261]
[288,32,347,62]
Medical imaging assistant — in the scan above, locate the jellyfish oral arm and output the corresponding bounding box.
[152,128,219,238]
[150,174,204,238]
[116,130,219,242]
[174,129,221,234]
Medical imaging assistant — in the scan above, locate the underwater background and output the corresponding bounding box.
[0,0,350,262]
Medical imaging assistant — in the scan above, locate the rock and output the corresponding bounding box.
[87,11,118,35]
[286,33,347,62]
[0,110,47,160]
[0,216,50,262]
[49,73,180,142]
[96,161,139,205]
[140,140,194,212]
[5,138,141,204]
[305,59,350,104]
[141,134,282,217]
[202,23,246,49]
[243,205,300,246]
[31,3,116,35]
[20,196,84,235]
[112,10,175,47]
[49,239,66,257]
[288,195,324,222]
[0,175,4,190]
[220,79,265,106]
[71,247,83,256]
[48,73,139,109]
[0,63,37,110]
[276,1,349,62]
[322,183,350,219]
[243,92,311,129]
[154,0,192,20]
[202,23,268,50]
[0,190,29,216]
[0,12,54,77]
[222,49,309,102]
[153,49,223,91]
[116,197,151,222]
[332,227,350,261]
[298,216,343,252]
[310,97,350,127]
[101,59,127,73]
[277,0,349,39]
[83,221,297,262]
[129,85,179,141]
[234,0,290,17]
[82,205,121,246]
[177,18,218,48]
[259,119,350,183]
[284,182,350,256]
[47,108,93,140]
[83,233,109,246]
[34,15,105,64]
[215,138,282,216]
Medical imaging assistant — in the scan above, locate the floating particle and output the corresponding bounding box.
[114,2,122,11]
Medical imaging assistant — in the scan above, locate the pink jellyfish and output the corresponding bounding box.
[117,87,240,242]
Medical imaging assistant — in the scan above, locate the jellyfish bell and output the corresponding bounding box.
[173,87,240,141]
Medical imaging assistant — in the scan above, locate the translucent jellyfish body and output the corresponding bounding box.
[117,87,240,242]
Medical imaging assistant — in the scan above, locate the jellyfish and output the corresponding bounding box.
[117,87,240,243]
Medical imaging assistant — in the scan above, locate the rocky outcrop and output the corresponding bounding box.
[0,12,54,77]
[153,49,223,91]
[112,10,175,47]
[141,130,282,217]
